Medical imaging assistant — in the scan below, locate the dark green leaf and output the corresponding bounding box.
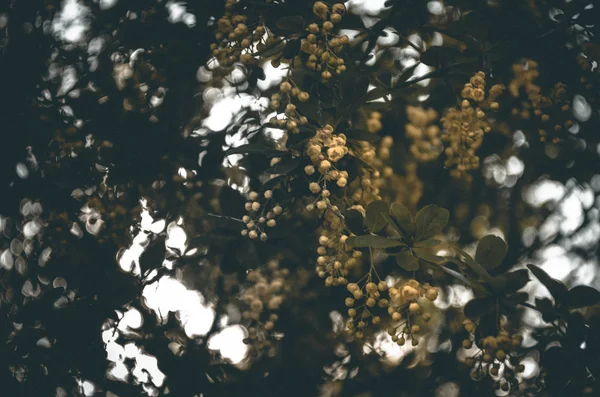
[282,39,302,59]
[414,205,449,241]
[344,129,381,142]
[346,235,406,249]
[275,16,305,34]
[263,157,302,175]
[489,269,529,294]
[225,144,285,158]
[567,285,600,308]
[412,247,445,264]
[254,42,286,58]
[396,250,419,271]
[535,297,557,322]
[366,200,390,233]
[503,292,529,306]
[419,46,463,67]
[439,265,470,284]
[475,235,508,271]
[527,264,568,302]
[464,297,495,319]
[361,86,390,103]
[455,248,491,281]
[390,203,414,238]
[344,209,366,236]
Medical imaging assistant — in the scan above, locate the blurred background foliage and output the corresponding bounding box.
[0,0,600,396]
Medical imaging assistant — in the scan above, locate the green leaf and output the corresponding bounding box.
[419,46,464,67]
[346,235,406,249]
[396,250,419,271]
[489,270,529,294]
[412,247,445,264]
[503,292,529,306]
[439,265,470,285]
[456,248,491,282]
[475,235,508,271]
[225,144,285,158]
[567,285,600,308]
[254,41,286,58]
[414,239,442,248]
[275,16,305,34]
[464,297,495,319]
[343,209,366,236]
[366,200,390,233]
[527,264,568,302]
[390,203,414,238]
[414,204,449,241]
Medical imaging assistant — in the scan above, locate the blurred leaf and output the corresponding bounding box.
[419,46,464,67]
[567,285,600,309]
[528,264,568,302]
[361,86,390,103]
[344,129,380,142]
[390,202,414,238]
[414,205,449,241]
[225,144,285,158]
[414,238,441,248]
[346,235,406,249]
[475,235,508,271]
[412,247,445,264]
[464,297,495,319]
[396,250,419,271]
[366,200,390,233]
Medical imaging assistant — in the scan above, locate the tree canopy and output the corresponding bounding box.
[1,0,600,396]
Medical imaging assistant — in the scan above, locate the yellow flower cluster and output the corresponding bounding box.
[315,214,362,286]
[241,259,290,357]
[367,137,423,209]
[305,124,350,187]
[509,60,573,143]
[462,320,525,391]
[241,190,283,241]
[442,72,504,181]
[366,111,383,134]
[302,2,349,82]
[211,10,265,69]
[385,280,438,346]
[345,280,388,339]
[405,106,443,162]
[269,81,310,134]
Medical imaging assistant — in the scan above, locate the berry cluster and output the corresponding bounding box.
[385,280,438,346]
[241,260,290,357]
[301,2,349,82]
[315,220,361,286]
[241,190,283,241]
[269,81,310,134]
[405,106,443,162]
[509,60,574,143]
[345,281,388,340]
[462,320,525,392]
[306,124,350,187]
[442,72,504,181]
